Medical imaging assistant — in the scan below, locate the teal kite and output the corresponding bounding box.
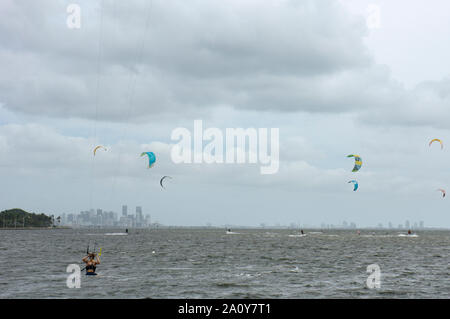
[141,152,156,168]
[348,180,358,191]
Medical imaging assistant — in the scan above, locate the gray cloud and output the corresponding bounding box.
[0,0,375,122]
[2,0,450,131]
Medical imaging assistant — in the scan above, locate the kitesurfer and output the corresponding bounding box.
[82,252,100,276]
[408,229,412,235]
[300,229,304,235]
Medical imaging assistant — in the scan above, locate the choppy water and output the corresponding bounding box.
[0,228,449,298]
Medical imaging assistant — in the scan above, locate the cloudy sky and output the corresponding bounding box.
[2,0,450,227]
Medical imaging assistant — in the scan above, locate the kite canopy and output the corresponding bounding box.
[141,152,156,168]
[429,139,443,149]
[93,145,107,156]
[347,154,362,172]
[160,176,172,189]
[437,188,446,198]
[348,180,358,191]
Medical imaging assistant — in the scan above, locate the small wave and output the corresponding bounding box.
[289,266,300,273]
[155,267,195,270]
[360,234,396,238]
[236,273,262,278]
[227,292,268,298]
[215,282,251,288]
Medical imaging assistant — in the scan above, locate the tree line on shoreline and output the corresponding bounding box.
[0,208,57,228]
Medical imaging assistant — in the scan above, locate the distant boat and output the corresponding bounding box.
[289,229,306,237]
[398,229,418,237]
[398,233,418,238]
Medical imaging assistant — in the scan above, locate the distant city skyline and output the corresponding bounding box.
[55,206,433,230]
[60,205,152,228]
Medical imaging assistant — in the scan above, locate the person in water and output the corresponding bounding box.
[82,252,100,275]
[408,229,412,235]
[300,229,304,235]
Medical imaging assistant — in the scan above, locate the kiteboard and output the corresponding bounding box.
[398,233,418,237]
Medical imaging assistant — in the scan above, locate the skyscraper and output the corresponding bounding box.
[136,206,143,225]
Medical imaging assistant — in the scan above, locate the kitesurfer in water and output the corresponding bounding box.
[82,252,100,275]
[408,229,412,235]
[300,229,304,235]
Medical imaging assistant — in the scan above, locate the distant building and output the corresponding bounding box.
[119,215,133,227]
[136,206,143,226]
[96,209,103,226]
[67,214,74,223]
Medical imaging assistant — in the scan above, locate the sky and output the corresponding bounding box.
[1,0,450,227]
